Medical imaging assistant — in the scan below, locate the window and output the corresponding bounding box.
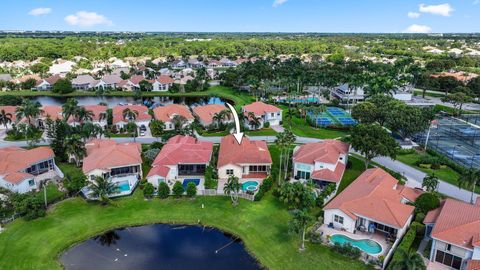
[271,113,274,117]
[334,215,344,224]
[296,171,311,180]
[435,250,462,270]
[28,180,35,186]
[249,165,267,172]
[226,169,234,176]
[446,244,451,251]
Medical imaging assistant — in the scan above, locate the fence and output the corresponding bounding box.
[382,237,401,270]
[201,189,255,201]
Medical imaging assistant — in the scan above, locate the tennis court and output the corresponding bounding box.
[307,107,357,127]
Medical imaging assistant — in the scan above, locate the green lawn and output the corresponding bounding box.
[33,183,65,205]
[337,156,367,194]
[288,115,349,139]
[395,152,480,193]
[197,128,277,137]
[0,192,372,270]
[1,86,255,109]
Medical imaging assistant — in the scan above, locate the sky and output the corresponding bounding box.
[0,0,479,33]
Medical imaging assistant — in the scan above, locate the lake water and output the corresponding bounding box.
[60,224,261,270]
[31,96,226,108]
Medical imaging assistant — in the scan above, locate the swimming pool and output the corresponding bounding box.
[330,234,382,255]
[117,181,131,192]
[183,179,200,189]
[242,181,259,192]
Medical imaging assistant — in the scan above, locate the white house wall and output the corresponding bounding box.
[323,209,356,233]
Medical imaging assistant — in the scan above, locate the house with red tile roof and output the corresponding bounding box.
[424,198,480,270]
[118,75,146,91]
[0,146,63,193]
[242,101,282,129]
[34,74,61,91]
[68,105,108,127]
[147,135,213,190]
[192,104,232,127]
[153,104,194,131]
[217,135,272,190]
[112,104,152,133]
[324,168,421,240]
[0,106,17,130]
[82,139,142,198]
[292,140,349,190]
[152,75,174,91]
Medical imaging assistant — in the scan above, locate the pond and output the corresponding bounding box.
[60,224,261,270]
[30,96,226,108]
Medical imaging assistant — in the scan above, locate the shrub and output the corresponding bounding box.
[264,121,270,128]
[254,177,274,201]
[143,148,160,165]
[150,141,163,150]
[204,165,218,189]
[172,181,184,197]
[186,182,197,197]
[415,192,440,214]
[415,212,426,223]
[158,182,170,199]
[143,182,154,199]
[52,78,74,94]
[10,194,46,221]
[331,242,361,259]
[389,222,420,269]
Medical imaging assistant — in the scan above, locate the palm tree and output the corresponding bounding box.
[122,108,139,122]
[65,135,86,167]
[422,174,439,192]
[0,109,13,131]
[125,122,138,142]
[212,112,223,129]
[458,168,479,204]
[88,176,119,205]
[275,132,286,185]
[223,175,241,207]
[391,249,426,270]
[282,129,296,179]
[15,99,43,126]
[247,112,261,130]
[73,107,94,124]
[172,114,187,131]
[62,98,79,121]
[289,209,314,251]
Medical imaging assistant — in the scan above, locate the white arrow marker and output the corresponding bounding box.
[225,102,243,145]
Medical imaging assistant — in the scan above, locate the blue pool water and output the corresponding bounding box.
[242,181,259,191]
[117,181,131,192]
[183,179,200,189]
[330,234,382,255]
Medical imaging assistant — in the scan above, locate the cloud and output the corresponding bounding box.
[273,0,288,8]
[474,0,480,5]
[28,7,51,16]
[64,11,113,27]
[419,3,454,17]
[402,24,432,33]
[407,12,421,18]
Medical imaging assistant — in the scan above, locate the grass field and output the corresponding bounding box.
[287,115,349,139]
[337,156,367,194]
[0,192,372,270]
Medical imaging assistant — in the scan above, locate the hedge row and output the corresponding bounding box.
[254,177,274,201]
[388,221,424,269]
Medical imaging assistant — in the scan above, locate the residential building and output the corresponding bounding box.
[242,101,282,129]
[49,60,75,75]
[82,139,142,198]
[119,75,145,91]
[147,135,213,190]
[37,105,63,128]
[217,135,272,187]
[72,75,96,90]
[152,104,194,131]
[112,105,151,132]
[331,84,365,104]
[192,104,232,128]
[0,147,63,193]
[0,74,12,82]
[34,75,61,91]
[69,105,108,127]
[292,140,349,190]
[97,74,123,89]
[152,75,174,91]
[424,198,480,270]
[324,168,421,239]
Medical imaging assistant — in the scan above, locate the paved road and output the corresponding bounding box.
[373,156,477,203]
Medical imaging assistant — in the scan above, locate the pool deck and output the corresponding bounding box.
[317,224,392,258]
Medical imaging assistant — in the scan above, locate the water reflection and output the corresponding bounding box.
[61,224,261,270]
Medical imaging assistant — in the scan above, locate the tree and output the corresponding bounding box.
[350,124,399,169]
[125,122,138,142]
[415,192,440,214]
[158,182,170,199]
[65,135,86,167]
[186,182,197,197]
[20,78,37,90]
[391,249,426,270]
[386,104,433,139]
[45,118,69,161]
[277,182,315,210]
[368,95,398,126]
[458,168,479,204]
[122,108,139,121]
[88,176,119,205]
[139,80,152,91]
[73,107,94,124]
[247,112,261,130]
[172,114,188,131]
[10,194,46,221]
[62,98,79,121]
[15,99,43,126]
[351,102,376,124]
[62,170,87,196]
[442,92,472,116]
[0,109,13,131]
[422,174,439,192]
[223,175,241,207]
[143,182,155,199]
[172,181,185,197]
[275,132,286,185]
[149,119,164,137]
[52,78,74,94]
[289,209,314,251]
